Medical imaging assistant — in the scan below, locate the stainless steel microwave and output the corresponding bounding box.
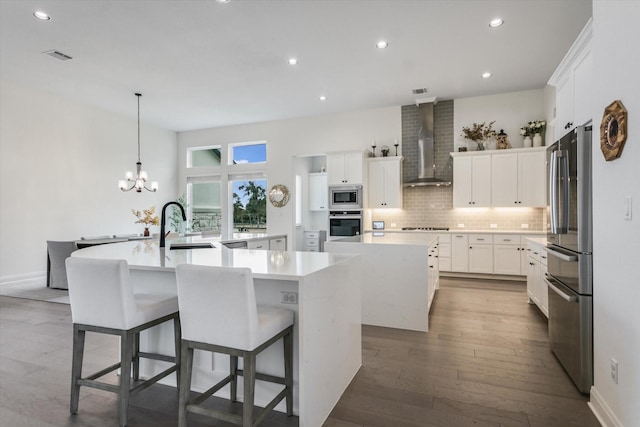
[328,185,363,210]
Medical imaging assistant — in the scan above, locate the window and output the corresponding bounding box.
[184,141,268,238]
[231,178,267,232]
[186,177,222,233]
[188,146,221,167]
[229,142,266,165]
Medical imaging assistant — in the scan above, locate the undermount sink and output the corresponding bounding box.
[169,242,215,250]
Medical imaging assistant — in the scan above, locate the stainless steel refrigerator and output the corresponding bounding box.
[546,124,593,394]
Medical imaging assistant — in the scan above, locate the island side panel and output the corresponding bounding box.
[325,241,431,332]
[298,256,362,427]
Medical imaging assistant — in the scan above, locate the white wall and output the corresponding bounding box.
[178,106,401,241]
[0,81,178,284]
[590,2,640,425]
[454,89,545,151]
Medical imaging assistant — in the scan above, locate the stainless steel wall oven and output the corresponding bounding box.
[328,210,362,240]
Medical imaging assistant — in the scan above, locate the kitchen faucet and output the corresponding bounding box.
[159,201,186,248]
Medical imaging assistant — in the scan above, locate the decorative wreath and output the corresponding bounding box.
[268,184,290,208]
[600,100,628,161]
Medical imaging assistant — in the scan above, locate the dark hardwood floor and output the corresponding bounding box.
[0,278,600,427]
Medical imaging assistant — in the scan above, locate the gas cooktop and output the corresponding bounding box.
[402,227,450,231]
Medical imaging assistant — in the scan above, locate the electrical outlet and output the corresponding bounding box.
[281,292,298,304]
[611,359,618,384]
[457,223,465,228]
[490,224,498,228]
[521,223,529,229]
[391,223,397,228]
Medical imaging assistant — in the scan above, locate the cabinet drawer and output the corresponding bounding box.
[539,249,548,266]
[304,246,319,252]
[304,231,320,239]
[495,234,520,245]
[438,243,451,257]
[469,234,493,244]
[304,239,319,247]
[437,233,451,243]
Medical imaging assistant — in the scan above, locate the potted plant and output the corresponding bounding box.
[132,206,160,236]
[461,121,497,150]
[520,120,546,147]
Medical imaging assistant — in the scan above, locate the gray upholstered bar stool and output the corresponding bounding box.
[175,264,294,427]
[65,257,181,427]
[46,240,77,289]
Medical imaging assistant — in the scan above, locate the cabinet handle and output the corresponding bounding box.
[477,238,484,241]
[530,262,535,265]
[517,247,520,251]
[469,246,473,249]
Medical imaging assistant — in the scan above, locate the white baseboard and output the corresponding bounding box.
[588,386,624,427]
[0,271,46,287]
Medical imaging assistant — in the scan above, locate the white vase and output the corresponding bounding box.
[533,133,543,147]
[523,136,532,148]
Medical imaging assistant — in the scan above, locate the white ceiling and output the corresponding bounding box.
[0,0,592,132]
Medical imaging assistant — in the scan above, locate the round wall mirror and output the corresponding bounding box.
[268,184,290,207]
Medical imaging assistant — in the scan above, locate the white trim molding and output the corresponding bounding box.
[588,386,624,427]
[0,271,46,287]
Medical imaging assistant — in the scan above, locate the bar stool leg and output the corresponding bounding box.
[230,355,238,402]
[119,332,134,427]
[70,325,85,414]
[242,352,256,427]
[284,330,293,416]
[173,316,181,385]
[132,332,140,381]
[178,343,193,427]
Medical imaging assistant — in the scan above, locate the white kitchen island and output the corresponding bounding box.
[325,232,439,332]
[71,239,362,427]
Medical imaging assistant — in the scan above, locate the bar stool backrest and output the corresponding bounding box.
[176,264,259,350]
[66,258,138,330]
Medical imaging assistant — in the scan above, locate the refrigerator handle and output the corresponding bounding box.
[549,151,559,233]
[545,275,578,302]
[545,245,579,262]
[559,151,570,233]
[550,150,570,234]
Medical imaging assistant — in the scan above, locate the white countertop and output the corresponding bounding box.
[332,232,438,246]
[526,237,548,247]
[71,238,355,281]
[365,229,546,235]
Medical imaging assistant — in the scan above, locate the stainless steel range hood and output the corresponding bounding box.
[403,102,451,187]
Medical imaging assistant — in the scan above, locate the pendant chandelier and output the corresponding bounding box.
[119,93,158,192]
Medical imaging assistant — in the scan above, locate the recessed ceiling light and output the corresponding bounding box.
[482,72,492,79]
[288,58,298,66]
[319,96,327,101]
[216,0,230,3]
[489,18,504,28]
[376,40,388,49]
[33,11,51,20]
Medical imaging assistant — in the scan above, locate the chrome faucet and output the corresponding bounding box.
[160,201,186,248]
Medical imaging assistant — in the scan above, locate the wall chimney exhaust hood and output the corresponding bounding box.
[403,101,451,187]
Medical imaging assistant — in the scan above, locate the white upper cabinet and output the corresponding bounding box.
[308,172,328,211]
[367,157,403,209]
[452,155,491,208]
[549,19,592,140]
[327,151,364,185]
[491,149,546,207]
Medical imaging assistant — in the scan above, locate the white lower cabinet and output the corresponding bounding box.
[246,236,287,250]
[247,239,268,250]
[303,230,326,252]
[526,241,548,317]
[450,233,469,272]
[468,234,493,274]
[428,240,439,308]
[437,233,451,272]
[269,236,287,251]
[493,234,524,275]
